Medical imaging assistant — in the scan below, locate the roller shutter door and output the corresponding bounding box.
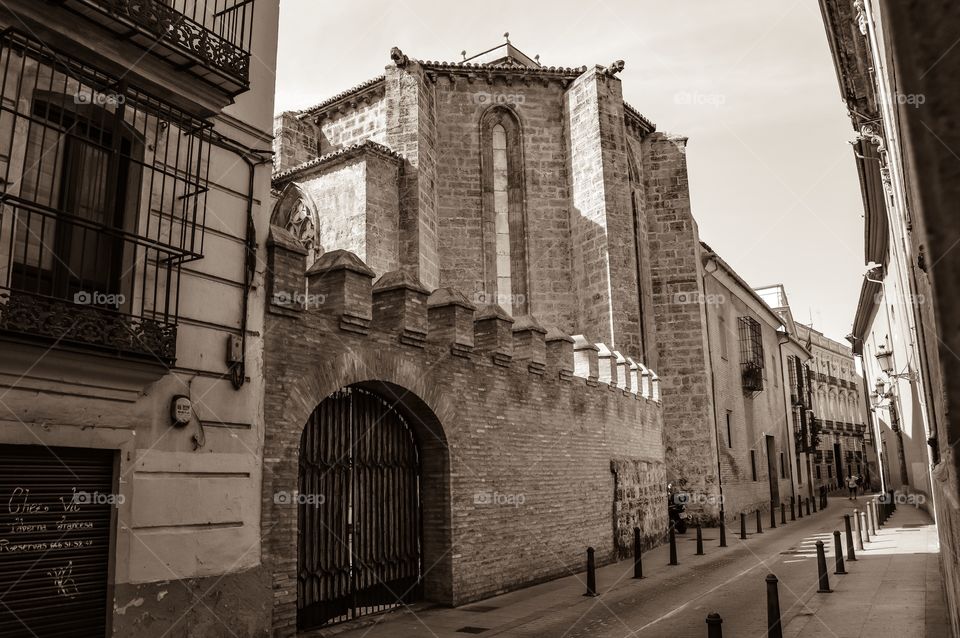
[0,444,114,637]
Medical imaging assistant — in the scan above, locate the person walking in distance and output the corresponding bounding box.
[846,475,858,500]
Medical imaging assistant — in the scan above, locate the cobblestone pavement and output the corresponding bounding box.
[309,496,948,638]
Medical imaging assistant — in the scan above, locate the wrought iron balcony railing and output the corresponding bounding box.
[62,0,255,92]
[0,32,211,363]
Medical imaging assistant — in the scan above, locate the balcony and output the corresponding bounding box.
[60,0,254,95]
[0,32,210,364]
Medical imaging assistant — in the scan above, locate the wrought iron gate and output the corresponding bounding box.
[297,386,422,630]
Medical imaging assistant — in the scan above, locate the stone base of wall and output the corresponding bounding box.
[112,567,271,638]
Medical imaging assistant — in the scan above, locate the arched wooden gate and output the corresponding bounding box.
[297,386,422,630]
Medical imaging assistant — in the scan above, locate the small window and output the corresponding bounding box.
[816,465,822,480]
[780,452,786,478]
[796,456,802,483]
[726,411,733,447]
[738,316,765,393]
[750,450,757,481]
[828,465,833,478]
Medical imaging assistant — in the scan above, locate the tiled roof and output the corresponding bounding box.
[272,140,401,182]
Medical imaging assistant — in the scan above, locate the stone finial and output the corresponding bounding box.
[604,60,625,76]
[572,335,599,385]
[512,315,547,375]
[613,351,629,391]
[650,371,661,402]
[306,249,376,334]
[373,270,430,347]
[625,357,641,395]
[390,46,410,68]
[545,327,574,381]
[474,304,514,367]
[427,287,476,358]
[595,342,618,389]
[637,361,652,399]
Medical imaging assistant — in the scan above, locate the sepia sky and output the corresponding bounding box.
[275,0,865,343]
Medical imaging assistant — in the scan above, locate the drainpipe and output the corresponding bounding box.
[701,251,726,526]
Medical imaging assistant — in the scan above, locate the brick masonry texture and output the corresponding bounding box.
[260,237,666,636]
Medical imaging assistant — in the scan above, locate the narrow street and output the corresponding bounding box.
[324,497,948,638]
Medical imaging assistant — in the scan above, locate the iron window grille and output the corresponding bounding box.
[60,0,255,90]
[0,32,211,363]
[737,315,764,394]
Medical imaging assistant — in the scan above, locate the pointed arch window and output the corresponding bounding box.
[481,107,528,316]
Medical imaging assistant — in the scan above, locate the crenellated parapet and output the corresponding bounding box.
[266,231,661,402]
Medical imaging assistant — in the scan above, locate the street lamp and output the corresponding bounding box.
[875,344,894,375]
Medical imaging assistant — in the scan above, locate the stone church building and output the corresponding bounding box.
[263,41,769,634]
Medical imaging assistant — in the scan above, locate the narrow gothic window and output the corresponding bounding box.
[481,107,528,316]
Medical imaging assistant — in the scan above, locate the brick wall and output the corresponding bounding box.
[317,95,387,154]
[260,236,666,636]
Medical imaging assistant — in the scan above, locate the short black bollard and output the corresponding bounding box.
[633,527,644,579]
[669,527,678,566]
[816,540,832,593]
[770,502,777,529]
[798,497,803,519]
[790,496,796,521]
[756,509,763,534]
[812,495,817,513]
[805,497,811,516]
[833,530,847,574]
[706,612,723,638]
[585,547,598,596]
[740,512,747,540]
[766,573,783,638]
[781,502,787,526]
[720,513,727,548]
[844,514,857,561]
[696,524,704,555]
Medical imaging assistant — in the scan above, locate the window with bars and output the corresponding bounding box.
[0,32,211,363]
[738,316,764,393]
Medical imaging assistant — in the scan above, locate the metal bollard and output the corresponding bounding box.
[781,502,787,526]
[853,509,863,552]
[720,512,727,547]
[833,530,847,574]
[633,527,644,579]
[741,512,747,540]
[869,500,877,535]
[696,524,704,555]
[798,496,803,519]
[805,497,811,516]
[766,573,783,638]
[816,540,832,593]
[585,547,598,596]
[861,511,870,543]
[844,514,857,561]
[756,509,763,534]
[812,495,817,513]
[706,612,723,638]
[669,527,678,566]
[790,496,796,521]
[770,502,777,529]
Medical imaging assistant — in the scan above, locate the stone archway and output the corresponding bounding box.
[263,357,453,637]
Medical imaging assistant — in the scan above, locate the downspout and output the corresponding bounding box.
[776,337,799,505]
